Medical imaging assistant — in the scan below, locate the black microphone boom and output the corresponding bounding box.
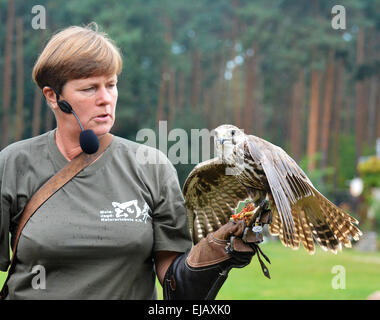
[71,110,99,154]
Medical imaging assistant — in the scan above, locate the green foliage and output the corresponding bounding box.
[358,156,380,231]
[0,0,378,187]
[169,106,211,187]
[336,135,357,189]
[358,156,380,176]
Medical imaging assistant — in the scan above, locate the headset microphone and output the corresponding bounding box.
[49,87,99,154]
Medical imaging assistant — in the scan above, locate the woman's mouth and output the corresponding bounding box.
[93,114,111,122]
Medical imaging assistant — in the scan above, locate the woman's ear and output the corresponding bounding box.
[42,86,59,111]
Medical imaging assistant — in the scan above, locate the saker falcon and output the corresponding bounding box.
[183,124,362,254]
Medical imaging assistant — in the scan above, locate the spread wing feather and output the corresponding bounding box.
[247,134,361,254]
[182,158,249,243]
[247,136,313,235]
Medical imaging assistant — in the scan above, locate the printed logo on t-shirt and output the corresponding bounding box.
[99,200,151,223]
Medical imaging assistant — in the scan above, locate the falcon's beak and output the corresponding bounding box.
[220,137,231,145]
[219,137,232,162]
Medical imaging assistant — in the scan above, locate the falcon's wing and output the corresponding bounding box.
[183,158,249,244]
[247,135,314,233]
[246,135,361,254]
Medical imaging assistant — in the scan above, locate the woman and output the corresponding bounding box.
[0,23,254,300]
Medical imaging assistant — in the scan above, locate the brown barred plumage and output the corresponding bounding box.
[182,125,362,254]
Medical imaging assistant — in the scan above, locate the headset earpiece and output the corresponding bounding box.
[48,86,73,114]
[57,100,73,114]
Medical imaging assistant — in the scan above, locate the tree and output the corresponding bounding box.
[320,50,335,168]
[15,17,24,141]
[307,61,322,171]
[1,0,15,148]
[290,69,306,162]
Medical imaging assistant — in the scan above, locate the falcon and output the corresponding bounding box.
[183,124,362,254]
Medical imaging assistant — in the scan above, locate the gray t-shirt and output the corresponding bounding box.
[0,130,192,299]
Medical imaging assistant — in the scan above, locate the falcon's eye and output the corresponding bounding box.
[231,130,235,136]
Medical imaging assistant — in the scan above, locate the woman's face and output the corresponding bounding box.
[59,74,118,137]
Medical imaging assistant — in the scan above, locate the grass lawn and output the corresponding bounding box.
[215,241,380,300]
[2,240,379,300]
[156,240,380,300]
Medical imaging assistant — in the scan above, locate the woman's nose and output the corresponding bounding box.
[96,86,113,105]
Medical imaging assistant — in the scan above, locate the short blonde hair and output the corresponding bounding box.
[32,22,122,93]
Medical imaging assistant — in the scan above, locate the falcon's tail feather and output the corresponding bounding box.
[296,209,315,254]
[301,201,340,254]
[269,205,314,253]
[268,191,362,254]
[323,210,352,249]
[290,207,301,250]
[316,192,362,243]
[268,207,281,236]
[268,197,302,251]
[295,191,362,254]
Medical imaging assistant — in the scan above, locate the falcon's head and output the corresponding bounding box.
[214,124,246,163]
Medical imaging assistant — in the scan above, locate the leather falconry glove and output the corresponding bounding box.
[163,204,271,300]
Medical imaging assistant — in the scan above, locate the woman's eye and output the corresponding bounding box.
[83,87,94,92]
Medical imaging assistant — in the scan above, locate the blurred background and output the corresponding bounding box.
[1,0,380,298]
